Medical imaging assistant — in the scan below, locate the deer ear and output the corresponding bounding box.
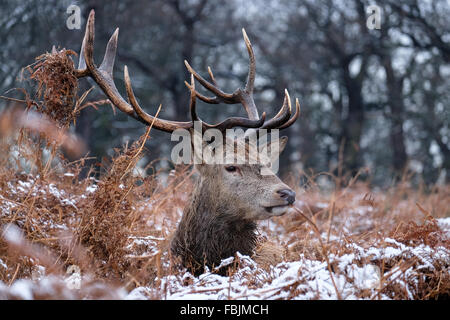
[276,136,288,154]
[258,136,288,170]
[263,136,288,157]
[258,136,288,175]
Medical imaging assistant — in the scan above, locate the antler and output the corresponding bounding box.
[184,28,300,131]
[75,10,265,133]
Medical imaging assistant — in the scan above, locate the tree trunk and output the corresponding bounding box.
[340,65,365,174]
[382,57,408,174]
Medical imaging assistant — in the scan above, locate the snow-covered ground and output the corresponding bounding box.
[125,225,449,300]
[0,177,449,300]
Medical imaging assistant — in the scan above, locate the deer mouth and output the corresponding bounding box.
[264,204,292,216]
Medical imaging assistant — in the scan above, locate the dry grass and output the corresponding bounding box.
[0,49,449,300]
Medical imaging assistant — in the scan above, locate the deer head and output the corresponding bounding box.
[75,10,300,274]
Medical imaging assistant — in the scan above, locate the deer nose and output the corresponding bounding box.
[277,189,296,205]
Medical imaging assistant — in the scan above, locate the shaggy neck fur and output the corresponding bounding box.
[171,176,258,275]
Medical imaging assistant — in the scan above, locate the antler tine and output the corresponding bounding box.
[207,67,218,87]
[75,10,193,133]
[99,27,119,76]
[184,75,265,131]
[242,28,255,94]
[82,10,95,70]
[75,11,91,77]
[183,65,232,105]
[206,112,266,132]
[183,29,261,121]
[188,74,199,122]
[184,78,220,105]
[261,89,292,129]
[189,66,221,104]
[77,36,87,72]
[76,10,133,115]
[184,60,238,103]
[279,98,300,130]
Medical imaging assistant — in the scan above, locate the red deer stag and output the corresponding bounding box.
[75,11,300,275]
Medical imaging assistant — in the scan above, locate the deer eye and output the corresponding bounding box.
[225,165,237,173]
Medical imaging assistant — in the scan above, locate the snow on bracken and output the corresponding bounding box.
[119,197,450,300]
[126,219,450,300]
[1,175,449,300]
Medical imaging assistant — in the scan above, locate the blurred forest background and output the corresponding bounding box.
[0,0,449,187]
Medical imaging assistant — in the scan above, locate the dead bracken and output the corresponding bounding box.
[29,48,79,127]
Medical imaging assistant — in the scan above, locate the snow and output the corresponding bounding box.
[0,195,17,215]
[123,230,449,300]
[126,287,151,300]
[438,217,450,237]
[2,223,24,245]
[85,185,98,193]
[2,177,80,211]
[1,222,448,300]
[9,280,34,300]
[0,259,7,270]
[1,177,449,300]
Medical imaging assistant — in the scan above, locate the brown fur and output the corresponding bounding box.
[171,174,258,275]
[170,137,294,275]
